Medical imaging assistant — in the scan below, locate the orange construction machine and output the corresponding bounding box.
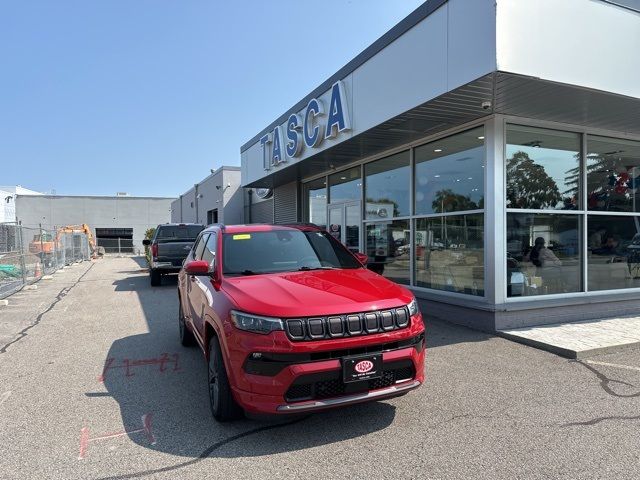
[29,224,97,261]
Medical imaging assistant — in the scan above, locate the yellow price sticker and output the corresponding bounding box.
[232,234,251,240]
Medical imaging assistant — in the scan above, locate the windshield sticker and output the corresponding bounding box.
[232,234,251,240]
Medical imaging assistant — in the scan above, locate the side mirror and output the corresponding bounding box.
[355,252,368,265]
[142,239,151,246]
[209,256,219,278]
[184,260,210,275]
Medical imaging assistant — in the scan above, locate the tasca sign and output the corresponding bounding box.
[260,80,350,171]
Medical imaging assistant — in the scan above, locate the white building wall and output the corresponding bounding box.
[496,0,640,99]
[197,171,223,225]
[170,198,181,222]
[15,195,174,253]
[180,188,197,223]
[0,190,16,223]
[0,186,43,196]
[222,169,243,225]
[171,167,243,225]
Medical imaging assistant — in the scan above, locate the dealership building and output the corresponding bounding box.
[241,0,640,331]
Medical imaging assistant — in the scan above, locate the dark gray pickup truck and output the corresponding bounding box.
[143,223,205,286]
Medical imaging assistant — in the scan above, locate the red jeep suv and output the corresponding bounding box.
[177,223,425,421]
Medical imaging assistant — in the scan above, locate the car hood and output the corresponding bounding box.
[222,268,413,317]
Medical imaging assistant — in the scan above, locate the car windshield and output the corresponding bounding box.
[156,225,204,240]
[222,229,362,275]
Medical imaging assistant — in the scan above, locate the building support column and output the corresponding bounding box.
[484,115,506,311]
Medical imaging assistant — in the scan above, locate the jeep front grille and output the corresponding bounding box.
[284,306,410,341]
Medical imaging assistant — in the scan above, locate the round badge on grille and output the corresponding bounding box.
[354,360,374,373]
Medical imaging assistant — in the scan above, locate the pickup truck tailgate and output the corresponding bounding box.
[156,240,196,266]
[153,224,204,266]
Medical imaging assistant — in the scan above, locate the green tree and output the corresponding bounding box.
[144,227,155,265]
[506,151,562,209]
[432,189,478,213]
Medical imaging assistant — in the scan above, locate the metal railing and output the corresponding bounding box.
[0,223,92,299]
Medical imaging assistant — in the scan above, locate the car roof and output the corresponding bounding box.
[202,223,322,234]
[157,223,204,227]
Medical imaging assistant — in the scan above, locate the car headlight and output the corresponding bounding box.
[407,298,419,316]
[230,310,284,334]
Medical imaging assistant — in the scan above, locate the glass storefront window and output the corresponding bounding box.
[506,125,581,210]
[365,220,410,285]
[587,215,640,291]
[329,166,361,203]
[414,127,484,215]
[414,214,484,295]
[506,213,581,296]
[587,136,640,213]
[304,177,327,229]
[364,151,410,219]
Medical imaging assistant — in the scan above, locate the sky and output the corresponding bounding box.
[0,0,425,197]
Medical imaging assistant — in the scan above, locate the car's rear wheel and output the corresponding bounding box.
[150,269,161,286]
[178,297,196,347]
[208,337,243,422]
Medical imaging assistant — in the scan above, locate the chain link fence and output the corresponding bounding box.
[0,223,92,299]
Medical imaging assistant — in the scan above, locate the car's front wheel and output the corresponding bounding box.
[208,337,243,422]
[178,297,196,347]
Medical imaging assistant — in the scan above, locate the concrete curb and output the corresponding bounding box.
[497,331,640,359]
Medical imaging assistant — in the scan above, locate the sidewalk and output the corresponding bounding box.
[499,316,640,359]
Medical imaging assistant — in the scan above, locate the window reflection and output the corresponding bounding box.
[304,177,327,229]
[507,213,581,296]
[506,125,580,210]
[364,151,410,219]
[414,127,484,215]
[414,214,484,295]
[329,167,361,203]
[587,215,640,291]
[587,136,640,213]
[365,220,410,285]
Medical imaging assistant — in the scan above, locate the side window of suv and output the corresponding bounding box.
[202,233,217,265]
[193,233,209,260]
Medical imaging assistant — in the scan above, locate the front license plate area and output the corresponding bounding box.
[342,354,382,383]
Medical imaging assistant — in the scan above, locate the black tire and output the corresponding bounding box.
[208,337,243,422]
[150,269,161,286]
[178,297,196,347]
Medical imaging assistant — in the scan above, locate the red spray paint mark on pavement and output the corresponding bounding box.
[97,358,115,382]
[78,413,156,460]
[98,353,180,382]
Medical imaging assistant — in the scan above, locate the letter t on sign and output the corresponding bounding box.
[260,133,272,171]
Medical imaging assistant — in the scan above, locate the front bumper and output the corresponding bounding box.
[225,314,425,415]
[275,380,421,412]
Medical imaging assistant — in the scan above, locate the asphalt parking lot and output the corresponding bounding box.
[0,257,639,479]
